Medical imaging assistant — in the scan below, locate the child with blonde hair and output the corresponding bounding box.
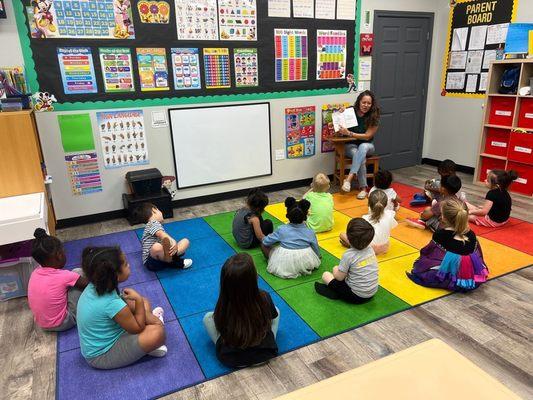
[340,189,397,255]
[303,173,334,233]
[407,197,488,291]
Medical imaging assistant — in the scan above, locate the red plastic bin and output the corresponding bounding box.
[488,97,515,126]
[507,161,533,196]
[484,128,510,157]
[517,98,533,129]
[479,157,506,183]
[508,131,533,165]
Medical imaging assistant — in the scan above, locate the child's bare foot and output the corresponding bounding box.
[162,237,172,262]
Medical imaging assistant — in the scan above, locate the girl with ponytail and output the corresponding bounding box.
[340,190,397,255]
[76,246,168,369]
[262,197,321,278]
[407,197,489,291]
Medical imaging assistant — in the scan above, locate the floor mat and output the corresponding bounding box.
[479,222,533,255]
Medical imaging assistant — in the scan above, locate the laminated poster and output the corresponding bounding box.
[27,0,135,39]
[136,48,169,92]
[218,0,257,41]
[336,0,357,20]
[99,47,135,93]
[315,0,336,20]
[65,152,103,196]
[203,48,231,89]
[321,103,350,153]
[97,110,149,169]
[57,47,98,95]
[268,0,290,18]
[317,30,347,80]
[286,106,316,159]
[171,48,202,90]
[275,29,308,82]
[175,0,218,40]
[234,48,258,87]
[293,0,314,18]
[137,1,170,23]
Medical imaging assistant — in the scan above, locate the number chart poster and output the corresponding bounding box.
[26,0,135,39]
[57,47,98,94]
[171,48,202,90]
[218,0,257,41]
[441,0,516,97]
[65,152,103,196]
[317,30,347,80]
[97,110,149,169]
[203,48,231,89]
[321,102,350,153]
[275,29,308,82]
[137,48,169,92]
[99,47,135,93]
[286,106,316,159]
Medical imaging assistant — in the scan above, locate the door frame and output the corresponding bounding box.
[371,10,434,165]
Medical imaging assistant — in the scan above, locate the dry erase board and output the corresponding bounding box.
[441,0,517,98]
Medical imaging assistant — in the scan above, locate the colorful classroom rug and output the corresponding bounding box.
[56,183,533,400]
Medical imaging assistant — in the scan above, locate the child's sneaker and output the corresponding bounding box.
[413,193,426,200]
[182,259,193,269]
[148,345,168,358]
[152,307,165,324]
[406,218,426,229]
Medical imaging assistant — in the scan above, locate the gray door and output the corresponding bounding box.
[371,11,433,170]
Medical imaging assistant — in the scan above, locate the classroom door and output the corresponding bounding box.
[371,11,433,170]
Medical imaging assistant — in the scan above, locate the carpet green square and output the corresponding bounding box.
[203,211,235,235]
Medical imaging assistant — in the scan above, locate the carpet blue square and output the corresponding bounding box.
[122,251,157,286]
[134,218,218,242]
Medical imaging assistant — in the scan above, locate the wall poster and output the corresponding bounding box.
[285,106,316,158]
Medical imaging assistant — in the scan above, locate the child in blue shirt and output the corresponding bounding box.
[262,197,321,279]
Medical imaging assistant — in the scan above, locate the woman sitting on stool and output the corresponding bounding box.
[338,90,381,199]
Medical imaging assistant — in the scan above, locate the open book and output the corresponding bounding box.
[332,107,358,132]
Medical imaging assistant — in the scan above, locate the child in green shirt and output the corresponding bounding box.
[304,173,334,233]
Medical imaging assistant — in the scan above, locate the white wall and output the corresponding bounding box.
[0,0,24,65]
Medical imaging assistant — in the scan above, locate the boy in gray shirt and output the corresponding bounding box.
[315,218,378,303]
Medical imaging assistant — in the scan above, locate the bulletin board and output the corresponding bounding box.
[13,0,359,112]
[441,0,517,98]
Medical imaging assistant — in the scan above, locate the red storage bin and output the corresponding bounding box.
[508,131,533,165]
[479,157,506,182]
[488,97,515,126]
[517,98,533,129]
[484,128,510,157]
[507,161,533,196]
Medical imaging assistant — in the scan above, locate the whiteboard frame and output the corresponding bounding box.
[168,102,273,189]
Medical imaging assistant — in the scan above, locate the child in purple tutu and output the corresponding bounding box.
[407,197,489,291]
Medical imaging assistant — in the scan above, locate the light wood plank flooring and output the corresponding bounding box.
[1,165,532,400]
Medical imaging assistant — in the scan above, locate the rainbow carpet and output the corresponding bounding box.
[56,183,533,400]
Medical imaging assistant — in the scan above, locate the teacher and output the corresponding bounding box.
[338,90,381,199]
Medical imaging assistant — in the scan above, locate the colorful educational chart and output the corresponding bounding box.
[442,0,516,97]
[137,1,170,23]
[175,0,218,40]
[136,48,169,92]
[27,0,135,39]
[275,29,308,82]
[234,48,258,87]
[171,48,202,90]
[97,110,149,169]
[268,0,290,18]
[285,106,316,159]
[65,152,103,196]
[321,102,350,153]
[317,30,347,80]
[57,47,98,95]
[99,47,135,93]
[203,48,231,89]
[218,0,257,41]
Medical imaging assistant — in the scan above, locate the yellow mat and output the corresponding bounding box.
[275,339,521,400]
[315,212,352,241]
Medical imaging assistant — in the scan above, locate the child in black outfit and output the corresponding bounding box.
[232,188,274,249]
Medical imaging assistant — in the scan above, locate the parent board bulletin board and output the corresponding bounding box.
[13,0,358,111]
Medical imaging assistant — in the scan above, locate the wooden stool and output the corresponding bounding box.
[334,153,380,187]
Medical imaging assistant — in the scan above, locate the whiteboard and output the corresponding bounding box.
[169,103,272,188]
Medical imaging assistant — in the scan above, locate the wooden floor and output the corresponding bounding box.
[1,165,532,400]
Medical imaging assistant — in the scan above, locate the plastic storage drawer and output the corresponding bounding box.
[508,131,533,165]
[507,161,533,196]
[479,157,506,182]
[517,98,533,129]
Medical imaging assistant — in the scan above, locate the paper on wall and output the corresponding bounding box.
[268,0,290,18]
[65,153,103,196]
[275,29,308,82]
[336,0,357,20]
[358,58,372,81]
[465,50,483,74]
[293,0,314,18]
[317,30,347,80]
[175,0,218,40]
[449,51,467,69]
[136,48,169,92]
[171,48,202,90]
[482,50,497,70]
[315,0,336,20]
[466,74,478,93]
[446,72,465,90]
[486,23,509,45]
[479,72,488,92]
[451,27,468,51]
[151,110,168,128]
[218,0,257,41]
[468,25,488,50]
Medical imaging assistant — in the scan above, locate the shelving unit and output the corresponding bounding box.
[474,59,533,197]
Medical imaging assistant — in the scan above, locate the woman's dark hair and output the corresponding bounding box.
[489,169,518,190]
[346,218,375,250]
[31,228,64,266]
[441,175,462,195]
[246,188,269,214]
[438,159,457,176]
[214,253,272,348]
[82,247,124,295]
[374,170,393,190]
[285,197,311,224]
[354,90,380,128]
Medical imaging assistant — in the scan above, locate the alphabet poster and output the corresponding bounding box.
[285,106,316,159]
[442,0,516,97]
[175,0,218,41]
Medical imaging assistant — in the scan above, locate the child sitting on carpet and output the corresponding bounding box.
[467,169,517,227]
[411,159,466,206]
[77,246,168,369]
[28,228,88,331]
[203,253,279,368]
[340,190,397,255]
[316,218,378,303]
[303,173,334,233]
[407,197,489,291]
[369,170,401,211]
[232,188,274,250]
[263,197,321,279]
[135,203,192,271]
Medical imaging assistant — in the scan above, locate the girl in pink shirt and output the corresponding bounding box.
[27,229,88,331]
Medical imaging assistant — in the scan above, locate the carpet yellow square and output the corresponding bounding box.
[315,211,352,241]
[265,202,288,223]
